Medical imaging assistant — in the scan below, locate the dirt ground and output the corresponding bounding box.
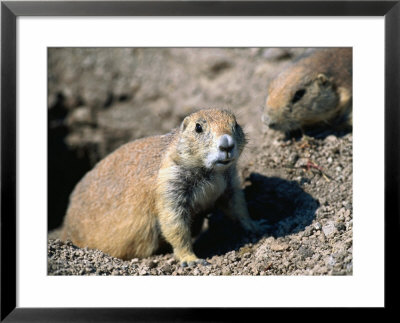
[48,48,352,275]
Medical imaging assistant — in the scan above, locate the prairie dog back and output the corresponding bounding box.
[61,133,173,259]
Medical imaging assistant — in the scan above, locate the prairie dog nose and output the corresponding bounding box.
[218,134,235,152]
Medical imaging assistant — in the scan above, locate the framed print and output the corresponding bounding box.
[1,1,399,321]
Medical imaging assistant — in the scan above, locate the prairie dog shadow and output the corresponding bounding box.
[194,173,319,258]
[286,125,351,140]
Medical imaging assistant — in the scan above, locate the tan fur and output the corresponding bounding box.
[263,48,352,132]
[61,109,257,264]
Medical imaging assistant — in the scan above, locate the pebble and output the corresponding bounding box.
[159,264,172,273]
[242,252,251,259]
[145,260,157,269]
[166,258,177,265]
[335,222,346,232]
[313,222,322,230]
[325,135,337,143]
[67,106,93,126]
[322,222,337,238]
[288,152,299,165]
[298,246,314,259]
[270,242,289,252]
[326,255,336,267]
[295,158,309,168]
[303,226,313,237]
[138,269,148,275]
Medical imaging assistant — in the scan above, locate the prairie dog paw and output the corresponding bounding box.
[181,259,210,267]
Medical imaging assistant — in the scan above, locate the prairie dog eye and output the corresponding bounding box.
[195,123,203,133]
[292,89,306,104]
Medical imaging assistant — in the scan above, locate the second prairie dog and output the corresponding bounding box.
[262,48,352,133]
[61,109,258,265]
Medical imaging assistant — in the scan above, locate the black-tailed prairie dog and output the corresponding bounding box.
[61,109,259,266]
[262,48,352,133]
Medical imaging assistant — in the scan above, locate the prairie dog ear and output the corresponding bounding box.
[317,73,329,85]
[180,116,190,132]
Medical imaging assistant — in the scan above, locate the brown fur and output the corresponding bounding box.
[262,48,352,132]
[61,109,257,264]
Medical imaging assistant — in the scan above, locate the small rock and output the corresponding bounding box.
[159,264,172,273]
[138,268,148,275]
[270,242,289,252]
[242,252,251,259]
[145,260,157,269]
[295,158,308,168]
[288,152,299,165]
[313,222,322,230]
[238,246,252,256]
[326,255,336,268]
[167,258,177,265]
[325,135,337,143]
[303,226,313,237]
[347,220,353,229]
[67,106,93,126]
[335,222,346,232]
[322,222,337,238]
[298,246,314,259]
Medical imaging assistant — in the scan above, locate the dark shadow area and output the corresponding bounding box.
[244,173,319,236]
[194,173,319,259]
[193,211,248,259]
[287,128,352,140]
[285,118,352,140]
[48,95,92,231]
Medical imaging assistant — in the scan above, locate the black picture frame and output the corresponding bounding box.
[1,1,398,321]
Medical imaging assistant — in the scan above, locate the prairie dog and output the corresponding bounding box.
[61,109,258,266]
[262,48,352,133]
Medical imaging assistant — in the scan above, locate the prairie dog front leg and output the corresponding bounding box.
[217,173,258,233]
[157,205,198,264]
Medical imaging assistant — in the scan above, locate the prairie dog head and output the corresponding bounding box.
[175,109,246,171]
[262,65,340,133]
